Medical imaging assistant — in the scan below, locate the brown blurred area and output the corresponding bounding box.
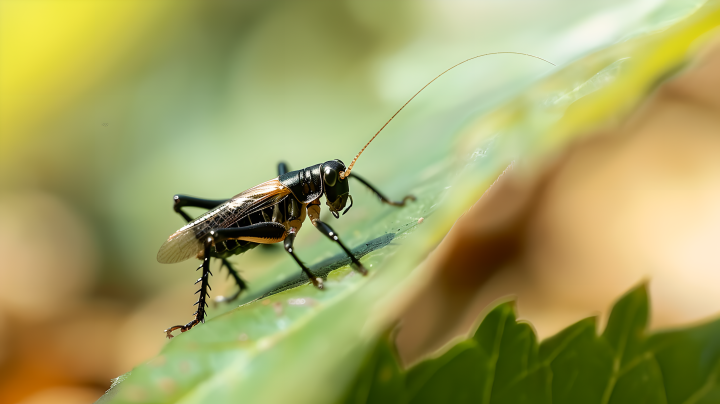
[0,193,202,403]
[397,37,720,364]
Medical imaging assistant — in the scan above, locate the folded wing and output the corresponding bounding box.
[157,178,291,264]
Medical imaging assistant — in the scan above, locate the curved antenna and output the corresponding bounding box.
[339,52,556,179]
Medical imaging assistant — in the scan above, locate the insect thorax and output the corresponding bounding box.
[278,164,323,203]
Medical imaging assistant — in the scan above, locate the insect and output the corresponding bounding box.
[158,52,555,338]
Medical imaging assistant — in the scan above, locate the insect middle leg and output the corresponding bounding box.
[214,221,324,289]
[284,229,323,289]
[172,194,248,299]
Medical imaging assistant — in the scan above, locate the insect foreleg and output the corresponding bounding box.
[164,238,213,339]
[349,173,416,207]
[284,229,323,289]
[313,219,368,276]
[171,194,247,301]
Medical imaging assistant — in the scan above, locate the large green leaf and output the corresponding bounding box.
[98,2,720,403]
[348,285,720,404]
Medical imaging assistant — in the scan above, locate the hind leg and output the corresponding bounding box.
[171,194,248,301]
[165,239,213,338]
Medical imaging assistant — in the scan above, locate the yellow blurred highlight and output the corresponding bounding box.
[0,0,172,164]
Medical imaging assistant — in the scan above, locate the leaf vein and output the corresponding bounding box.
[482,308,509,404]
[600,294,640,404]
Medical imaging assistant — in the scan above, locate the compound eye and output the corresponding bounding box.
[324,166,337,187]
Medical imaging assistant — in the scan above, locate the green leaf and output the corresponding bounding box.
[647,319,720,403]
[541,318,611,403]
[403,301,552,404]
[349,285,720,404]
[341,330,405,404]
[98,2,720,403]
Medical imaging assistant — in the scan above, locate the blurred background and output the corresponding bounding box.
[0,1,717,403]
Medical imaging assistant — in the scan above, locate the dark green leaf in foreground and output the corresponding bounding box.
[347,284,720,404]
[342,330,405,404]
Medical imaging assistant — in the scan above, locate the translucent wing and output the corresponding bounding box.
[157,178,291,264]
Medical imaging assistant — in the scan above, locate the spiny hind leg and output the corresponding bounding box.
[164,222,286,338]
[165,239,213,339]
[171,194,249,298]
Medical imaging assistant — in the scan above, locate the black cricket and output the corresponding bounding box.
[158,52,554,338]
[158,159,413,338]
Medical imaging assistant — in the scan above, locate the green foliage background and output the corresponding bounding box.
[96,2,720,403]
[347,285,720,404]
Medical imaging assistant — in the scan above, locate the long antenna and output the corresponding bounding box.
[339,52,556,179]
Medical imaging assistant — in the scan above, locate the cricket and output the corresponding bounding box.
[157,52,554,338]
